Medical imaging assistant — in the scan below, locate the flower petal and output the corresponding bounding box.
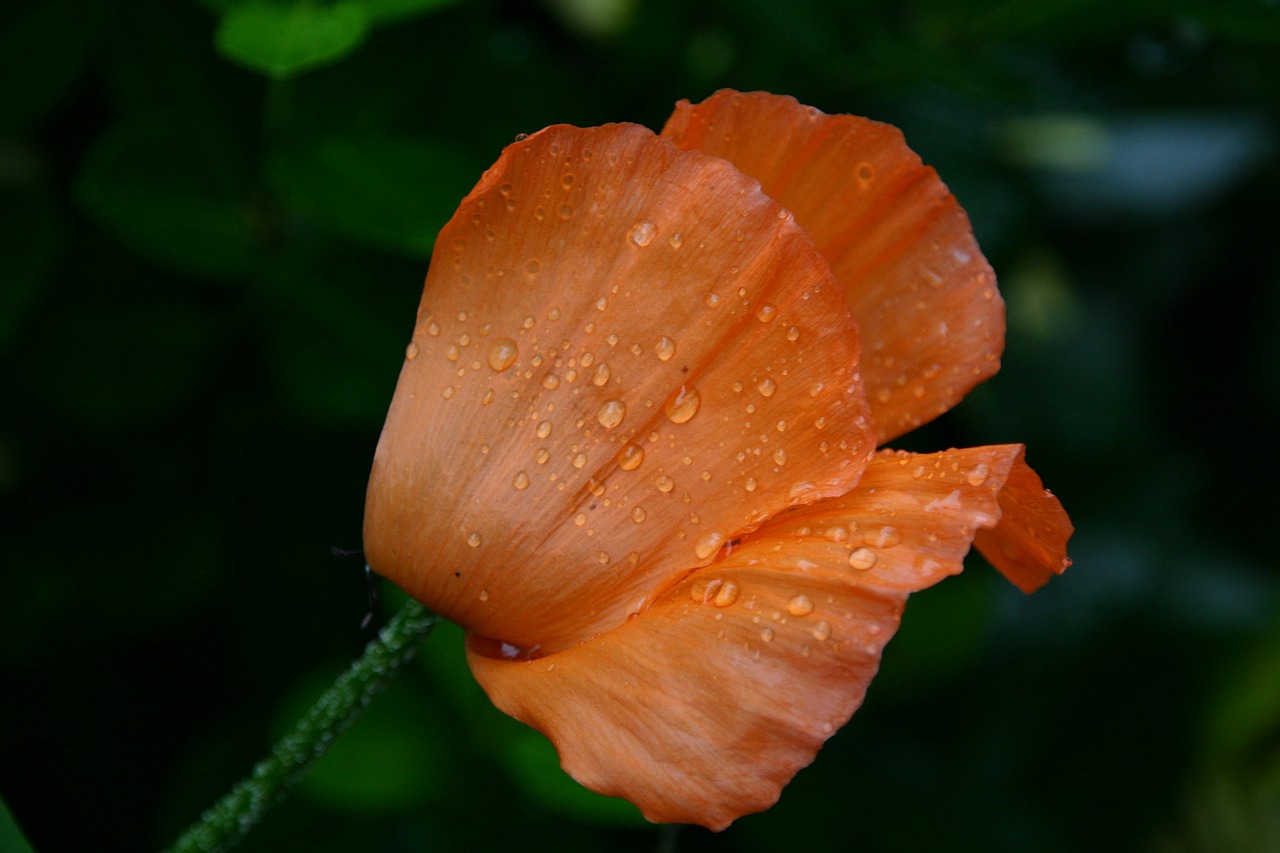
[365,122,875,655]
[663,90,1005,444]
[974,451,1074,592]
[466,444,1058,829]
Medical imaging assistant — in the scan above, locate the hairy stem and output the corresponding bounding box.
[167,600,439,853]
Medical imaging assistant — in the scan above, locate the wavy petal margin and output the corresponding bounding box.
[663,90,1005,444]
[468,444,1067,829]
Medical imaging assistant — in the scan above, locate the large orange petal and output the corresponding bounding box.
[365,123,876,655]
[662,90,1005,444]
[467,444,1056,830]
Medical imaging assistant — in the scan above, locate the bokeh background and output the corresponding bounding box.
[3,0,1279,850]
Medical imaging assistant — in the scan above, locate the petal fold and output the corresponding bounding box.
[467,444,1059,829]
[365,122,875,655]
[663,90,1005,444]
[973,451,1074,592]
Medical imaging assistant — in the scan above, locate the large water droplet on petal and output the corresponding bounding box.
[787,594,815,616]
[664,383,701,424]
[597,399,627,429]
[629,220,656,247]
[488,338,518,371]
[847,546,877,570]
[655,336,676,362]
[616,442,645,471]
[695,531,725,560]
[714,580,740,607]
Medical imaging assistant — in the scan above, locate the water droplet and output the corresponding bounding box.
[756,304,778,323]
[616,442,645,471]
[478,589,490,601]
[787,594,815,616]
[757,377,777,397]
[695,531,724,560]
[542,373,561,390]
[536,420,553,439]
[786,326,800,342]
[759,626,775,642]
[714,580,740,607]
[655,336,676,361]
[812,620,832,641]
[744,476,758,492]
[442,386,456,399]
[967,463,991,486]
[535,448,550,464]
[403,341,420,361]
[597,399,626,429]
[822,527,849,543]
[595,296,608,311]
[773,449,787,466]
[704,292,720,308]
[630,220,656,247]
[445,344,461,362]
[572,452,587,469]
[558,204,573,220]
[866,526,902,548]
[596,551,610,564]
[656,475,675,493]
[664,384,701,424]
[427,321,441,337]
[631,505,647,523]
[513,471,530,490]
[488,338,518,371]
[848,546,877,570]
[466,532,482,548]
[574,512,587,526]
[669,232,684,248]
[561,173,575,188]
[591,363,611,386]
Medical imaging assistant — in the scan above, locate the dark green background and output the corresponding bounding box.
[3,0,1278,850]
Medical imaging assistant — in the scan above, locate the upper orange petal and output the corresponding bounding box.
[364,122,876,655]
[467,444,1043,830]
[662,90,1005,444]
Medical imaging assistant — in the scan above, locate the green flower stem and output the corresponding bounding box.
[167,600,439,853]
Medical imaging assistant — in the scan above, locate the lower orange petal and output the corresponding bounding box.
[973,451,1074,592]
[466,444,1067,829]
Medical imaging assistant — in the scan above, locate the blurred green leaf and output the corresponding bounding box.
[0,0,103,132]
[215,1,369,79]
[504,731,646,827]
[74,113,256,280]
[268,134,479,257]
[273,665,452,813]
[355,0,464,25]
[0,796,35,853]
[19,298,225,429]
[0,188,59,349]
[1206,626,1280,759]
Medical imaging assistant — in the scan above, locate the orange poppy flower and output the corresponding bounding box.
[364,90,1073,830]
